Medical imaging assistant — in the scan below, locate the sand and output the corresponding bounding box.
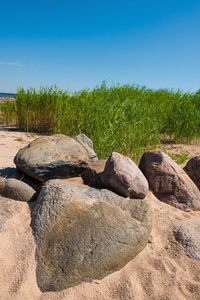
[0,127,200,300]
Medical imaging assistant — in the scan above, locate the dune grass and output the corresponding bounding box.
[1,83,200,162]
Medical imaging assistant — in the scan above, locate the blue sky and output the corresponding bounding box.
[0,0,200,93]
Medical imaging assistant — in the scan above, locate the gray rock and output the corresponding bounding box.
[139,151,200,211]
[0,178,38,202]
[0,167,42,193]
[0,196,21,233]
[14,134,92,183]
[75,134,98,161]
[100,152,149,199]
[81,160,106,188]
[184,156,200,190]
[31,180,152,292]
[172,220,200,261]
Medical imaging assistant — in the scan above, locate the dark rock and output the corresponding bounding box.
[75,134,98,161]
[31,181,152,292]
[14,134,92,183]
[22,174,43,194]
[0,167,23,180]
[0,196,21,233]
[0,178,38,202]
[0,167,42,193]
[81,160,106,188]
[139,151,200,211]
[184,156,200,190]
[172,219,200,261]
[100,152,149,199]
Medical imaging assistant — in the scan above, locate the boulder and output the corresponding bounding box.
[0,178,38,202]
[75,133,98,161]
[184,156,200,190]
[31,180,152,292]
[0,196,21,233]
[14,134,93,183]
[139,151,200,211]
[81,160,106,188]
[172,220,200,261]
[0,167,42,193]
[100,152,149,199]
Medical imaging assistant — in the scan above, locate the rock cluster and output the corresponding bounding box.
[1,133,200,292]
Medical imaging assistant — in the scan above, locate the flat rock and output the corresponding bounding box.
[75,133,98,161]
[81,160,106,188]
[0,196,21,233]
[139,151,200,211]
[184,156,200,190]
[14,134,92,183]
[172,219,200,261]
[100,152,149,199]
[31,180,152,292]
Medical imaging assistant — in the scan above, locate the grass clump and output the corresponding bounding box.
[1,83,200,162]
[14,137,23,142]
[162,146,191,164]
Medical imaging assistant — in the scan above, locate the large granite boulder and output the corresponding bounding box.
[75,133,98,161]
[0,178,38,202]
[100,152,149,199]
[31,180,152,292]
[184,156,200,190]
[139,151,200,211]
[14,134,93,183]
[172,220,200,261]
[81,160,106,188]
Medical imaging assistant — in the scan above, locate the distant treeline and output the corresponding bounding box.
[1,83,200,161]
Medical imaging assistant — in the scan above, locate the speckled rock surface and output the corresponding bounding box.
[31,181,152,292]
[100,152,149,199]
[173,219,200,261]
[14,134,92,183]
[139,151,200,211]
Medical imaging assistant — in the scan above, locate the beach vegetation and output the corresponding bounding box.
[1,83,200,162]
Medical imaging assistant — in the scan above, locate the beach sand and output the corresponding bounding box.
[0,128,200,300]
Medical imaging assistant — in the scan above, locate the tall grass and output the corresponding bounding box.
[1,83,200,162]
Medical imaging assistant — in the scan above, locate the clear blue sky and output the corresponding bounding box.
[0,0,200,93]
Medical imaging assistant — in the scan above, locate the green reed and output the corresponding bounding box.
[1,83,200,162]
